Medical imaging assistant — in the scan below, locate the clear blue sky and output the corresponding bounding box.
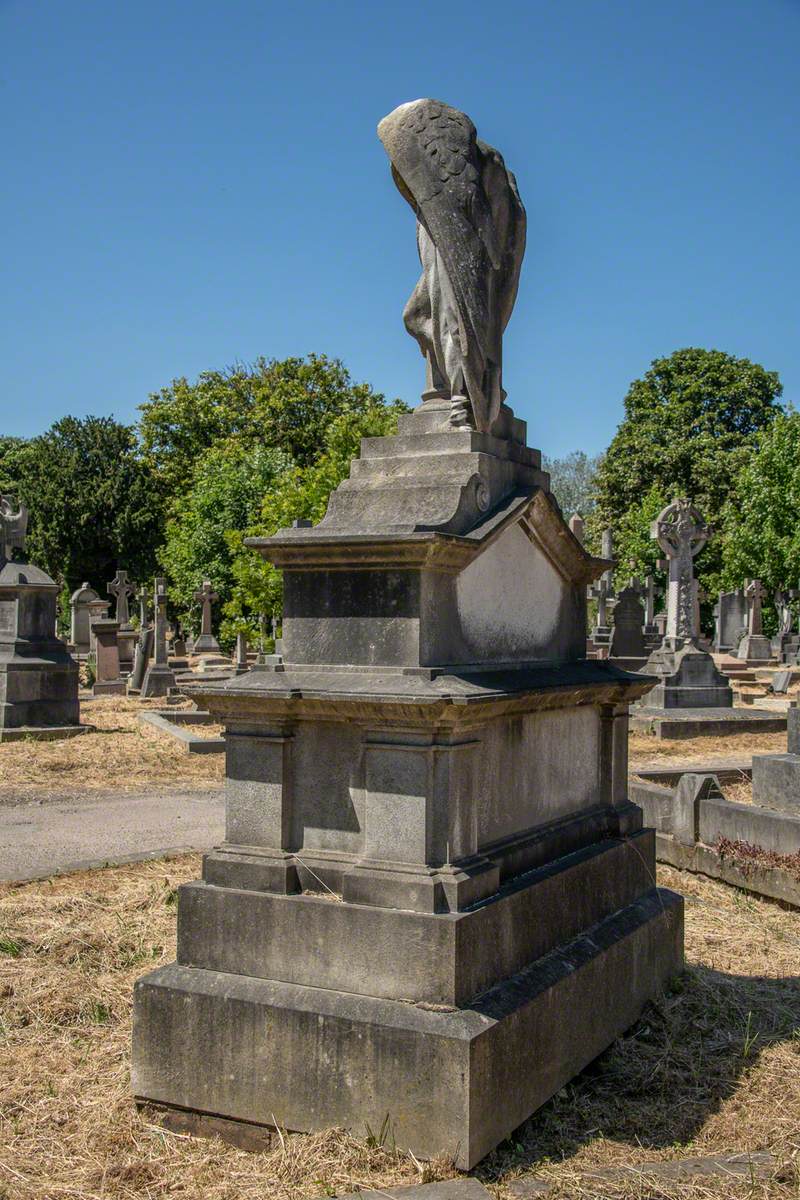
[2,0,798,458]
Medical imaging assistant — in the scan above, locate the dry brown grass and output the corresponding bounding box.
[629,731,787,767]
[0,699,223,797]
[2,859,799,1199]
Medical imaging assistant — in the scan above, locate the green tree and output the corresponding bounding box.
[138,354,396,497]
[721,410,800,606]
[223,401,405,640]
[592,348,783,591]
[160,441,291,637]
[541,450,603,517]
[3,416,162,591]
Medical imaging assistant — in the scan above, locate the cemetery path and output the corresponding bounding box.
[0,785,225,882]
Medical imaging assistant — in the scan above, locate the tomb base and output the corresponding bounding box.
[635,641,732,710]
[1,559,82,738]
[141,663,177,698]
[134,848,682,1170]
[132,399,684,1166]
[93,679,127,696]
[737,634,772,663]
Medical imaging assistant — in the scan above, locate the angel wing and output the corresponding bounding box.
[378,99,526,431]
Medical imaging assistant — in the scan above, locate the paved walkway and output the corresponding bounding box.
[0,786,225,882]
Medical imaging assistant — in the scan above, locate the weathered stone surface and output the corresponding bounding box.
[609,585,645,659]
[752,735,800,812]
[92,619,126,696]
[69,582,100,655]
[636,642,732,711]
[713,588,746,653]
[378,100,525,434]
[133,889,682,1171]
[630,706,785,739]
[504,1153,777,1197]
[133,105,683,1171]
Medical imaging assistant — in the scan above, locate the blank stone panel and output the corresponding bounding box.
[475,705,601,846]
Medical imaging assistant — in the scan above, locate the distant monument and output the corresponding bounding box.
[69,582,100,656]
[193,579,221,654]
[141,577,176,698]
[0,495,84,741]
[737,579,772,662]
[636,499,731,710]
[133,100,682,1168]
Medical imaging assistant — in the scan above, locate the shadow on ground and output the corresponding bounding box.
[477,964,800,1182]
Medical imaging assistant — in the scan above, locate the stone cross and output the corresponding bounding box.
[194,579,218,639]
[0,494,28,562]
[153,577,169,665]
[744,579,766,637]
[137,583,151,630]
[107,569,135,628]
[652,498,709,645]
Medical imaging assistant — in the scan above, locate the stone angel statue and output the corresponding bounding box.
[378,99,526,433]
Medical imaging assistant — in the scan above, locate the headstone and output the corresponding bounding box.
[172,622,187,659]
[0,494,83,740]
[737,579,772,662]
[69,582,100,655]
[193,579,221,654]
[713,588,747,653]
[133,101,683,1169]
[771,668,792,695]
[608,585,646,659]
[635,499,732,710]
[108,569,136,671]
[92,620,126,695]
[141,577,176,698]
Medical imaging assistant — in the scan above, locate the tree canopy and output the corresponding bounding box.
[542,450,603,517]
[0,416,163,592]
[721,410,800,600]
[138,354,393,497]
[592,348,783,591]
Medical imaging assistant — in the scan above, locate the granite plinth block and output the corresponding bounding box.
[133,887,682,1170]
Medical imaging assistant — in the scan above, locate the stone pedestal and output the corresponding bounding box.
[117,628,137,673]
[737,633,772,663]
[0,558,84,741]
[132,403,683,1167]
[635,641,733,710]
[92,619,127,696]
